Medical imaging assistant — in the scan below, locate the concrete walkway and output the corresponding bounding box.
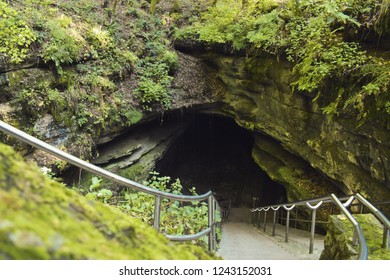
[217,208,324,260]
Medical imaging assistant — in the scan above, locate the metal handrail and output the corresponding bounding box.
[251,194,353,211]
[306,201,323,254]
[330,194,368,260]
[250,193,390,259]
[166,228,211,241]
[0,120,218,251]
[354,193,390,249]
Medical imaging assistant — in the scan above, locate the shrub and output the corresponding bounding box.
[0,1,36,63]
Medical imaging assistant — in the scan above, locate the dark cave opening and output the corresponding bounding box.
[156,113,286,208]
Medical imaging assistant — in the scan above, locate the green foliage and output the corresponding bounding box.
[5,0,177,136]
[197,0,242,44]
[6,0,156,137]
[375,0,390,36]
[247,10,286,55]
[127,9,176,110]
[0,143,215,260]
[16,81,67,118]
[81,171,221,250]
[135,62,173,111]
[57,0,100,24]
[121,172,221,249]
[42,16,82,74]
[162,50,179,72]
[39,166,56,180]
[150,0,160,14]
[342,58,390,124]
[178,0,390,124]
[0,1,36,63]
[85,176,113,204]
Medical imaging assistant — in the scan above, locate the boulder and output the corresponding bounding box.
[320,214,390,260]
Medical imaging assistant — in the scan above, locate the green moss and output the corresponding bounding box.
[179,0,390,124]
[321,214,390,260]
[3,0,176,142]
[0,143,216,260]
[355,215,390,259]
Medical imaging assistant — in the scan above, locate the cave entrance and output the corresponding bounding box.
[156,113,286,208]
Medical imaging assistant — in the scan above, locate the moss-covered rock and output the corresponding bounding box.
[200,53,390,212]
[0,143,215,260]
[251,135,343,203]
[320,214,390,260]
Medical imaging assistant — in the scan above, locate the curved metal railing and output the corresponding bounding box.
[250,193,390,260]
[0,120,218,251]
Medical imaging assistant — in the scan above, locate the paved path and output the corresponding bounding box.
[217,208,324,260]
[218,222,297,259]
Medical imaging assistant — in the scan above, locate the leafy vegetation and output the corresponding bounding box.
[0,1,36,63]
[3,0,178,153]
[75,172,221,250]
[0,143,216,259]
[3,0,389,131]
[134,61,173,110]
[176,0,390,125]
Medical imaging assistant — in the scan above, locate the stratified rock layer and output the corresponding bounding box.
[202,53,390,204]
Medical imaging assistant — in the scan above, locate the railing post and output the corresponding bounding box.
[279,208,283,225]
[153,195,161,232]
[330,194,368,260]
[252,197,257,224]
[352,228,358,246]
[294,208,298,228]
[271,206,280,236]
[257,210,262,229]
[0,120,225,248]
[384,227,389,250]
[213,197,218,251]
[343,196,358,245]
[354,193,390,250]
[283,205,295,243]
[306,201,323,254]
[286,211,290,242]
[310,208,317,253]
[208,195,215,252]
[263,208,269,232]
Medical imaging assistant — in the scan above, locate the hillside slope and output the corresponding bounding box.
[0,143,215,260]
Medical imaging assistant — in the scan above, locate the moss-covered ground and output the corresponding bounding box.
[0,143,216,260]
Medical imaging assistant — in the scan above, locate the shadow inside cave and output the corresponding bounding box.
[155,113,286,208]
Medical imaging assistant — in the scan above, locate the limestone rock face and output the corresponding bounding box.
[202,53,390,204]
[320,214,390,260]
[0,68,55,104]
[1,45,390,212]
[251,134,342,203]
[92,120,190,182]
[0,143,214,260]
[170,52,225,109]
